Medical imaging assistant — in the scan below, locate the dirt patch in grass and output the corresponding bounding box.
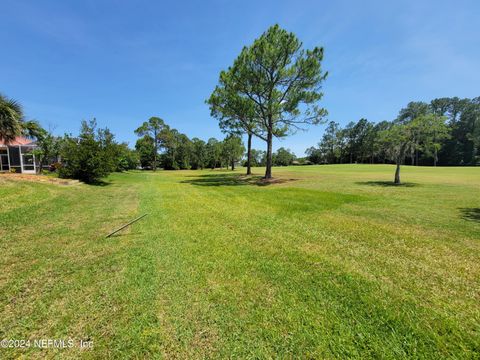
[255,177,298,186]
[0,173,80,186]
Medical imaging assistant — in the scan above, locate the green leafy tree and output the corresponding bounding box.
[32,128,61,173]
[351,119,374,163]
[206,138,222,169]
[222,135,245,170]
[305,146,323,164]
[343,121,356,163]
[175,133,193,169]
[396,102,431,165]
[134,117,166,171]
[211,24,327,179]
[362,121,378,164]
[207,75,262,176]
[396,101,430,124]
[412,114,450,166]
[159,127,182,170]
[462,98,480,165]
[319,121,342,164]
[158,126,179,169]
[379,123,414,184]
[470,99,480,165]
[250,149,266,167]
[115,143,139,171]
[273,147,296,166]
[135,135,156,169]
[372,121,391,163]
[97,127,119,173]
[59,119,114,183]
[191,138,207,170]
[430,98,452,116]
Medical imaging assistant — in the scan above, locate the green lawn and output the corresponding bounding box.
[1,165,479,358]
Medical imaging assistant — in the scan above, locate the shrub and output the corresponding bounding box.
[58,119,118,183]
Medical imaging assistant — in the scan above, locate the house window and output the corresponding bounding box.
[20,146,36,173]
[0,148,9,171]
[22,153,35,171]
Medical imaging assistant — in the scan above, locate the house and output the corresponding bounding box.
[0,136,38,174]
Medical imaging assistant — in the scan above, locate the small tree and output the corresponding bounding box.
[379,123,413,184]
[59,119,114,183]
[206,138,222,169]
[135,135,156,169]
[319,121,342,164]
[210,24,327,179]
[116,143,139,171]
[396,102,430,165]
[97,127,119,173]
[134,117,166,171]
[33,130,61,173]
[222,135,244,171]
[273,147,296,166]
[191,138,207,170]
[175,133,193,170]
[207,80,262,176]
[305,146,323,164]
[471,112,480,165]
[159,127,181,170]
[249,149,266,167]
[413,114,450,166]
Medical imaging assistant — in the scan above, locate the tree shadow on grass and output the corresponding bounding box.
[459,208,480,222]
[87,180,112,187]
[356,181,419,188]
[181,173,297,187]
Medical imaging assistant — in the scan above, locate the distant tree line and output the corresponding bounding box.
[243,147,297,167]
[134,117,245,171]
[2,89,478,186]
[134,117,300,171]
[306,97,480,168]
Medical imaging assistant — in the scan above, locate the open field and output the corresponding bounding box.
[0,165,479,358]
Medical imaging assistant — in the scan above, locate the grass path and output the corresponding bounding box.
[0,165,479,358]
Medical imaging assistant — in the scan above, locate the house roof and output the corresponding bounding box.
[0,136,36,147]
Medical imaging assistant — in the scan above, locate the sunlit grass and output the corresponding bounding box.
[0,165,479,358]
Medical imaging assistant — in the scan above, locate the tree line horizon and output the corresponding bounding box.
[134,94,480,171]
[1,25,479,184]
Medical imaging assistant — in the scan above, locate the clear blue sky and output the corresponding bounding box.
[1,0,479,155]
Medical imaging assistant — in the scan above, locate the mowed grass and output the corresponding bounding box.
[0,165,479,359]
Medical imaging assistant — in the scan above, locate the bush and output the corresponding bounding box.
[272,147,296,166]
[116,143,139,171]
[58,120,118,183]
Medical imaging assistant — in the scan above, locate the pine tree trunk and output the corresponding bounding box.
[394,161,401,184]
[265,131,273,179]
[153,130,157,171]
[246,132,252,175]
